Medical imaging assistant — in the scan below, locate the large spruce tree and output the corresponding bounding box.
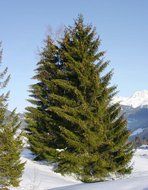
[0,46,24,189]
[26,16,133,182]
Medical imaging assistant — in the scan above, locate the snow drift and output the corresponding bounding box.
[11,147,148,190]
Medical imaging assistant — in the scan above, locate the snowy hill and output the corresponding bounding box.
[7,91,148,190]
[113,90,148,108]
[11,149,79,190]
[11,147,148,190]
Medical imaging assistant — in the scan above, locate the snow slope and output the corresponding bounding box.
[51,148,148,190]
[11,148,148,190]
[11,149,80,190]
[113,90,148,108]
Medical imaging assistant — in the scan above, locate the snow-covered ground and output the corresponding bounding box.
[11,148,148,190]
[11,149,79,190]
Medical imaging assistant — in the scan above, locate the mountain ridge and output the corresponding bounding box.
[113,90,148,108]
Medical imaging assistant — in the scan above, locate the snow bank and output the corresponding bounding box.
[11,149,79,190]
[51,149,148,190]
[10,148,148,190]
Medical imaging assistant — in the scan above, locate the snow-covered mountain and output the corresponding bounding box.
[113,90,148,139]
[114,90,148,108]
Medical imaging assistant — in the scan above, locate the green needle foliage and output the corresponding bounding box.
[26,37,63,161]
[0,46,25,189]
[26,15,133,182]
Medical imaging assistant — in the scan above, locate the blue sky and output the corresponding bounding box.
[0,0,148,112]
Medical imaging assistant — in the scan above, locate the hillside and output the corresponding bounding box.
[11,147,148,190]
[114,90,148,140]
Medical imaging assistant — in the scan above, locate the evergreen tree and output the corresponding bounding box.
[0,46,24,189]
[26,16,133,182]
[26,37,62,161]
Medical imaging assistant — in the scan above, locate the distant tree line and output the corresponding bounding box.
[134,136,148,148]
